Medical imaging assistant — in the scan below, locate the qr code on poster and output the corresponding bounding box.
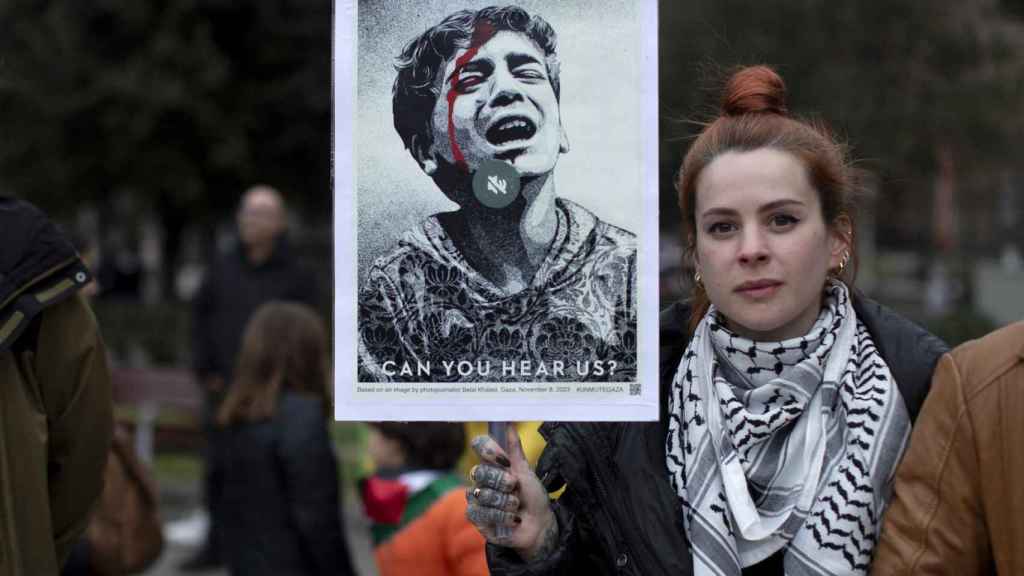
[629,382,641,396]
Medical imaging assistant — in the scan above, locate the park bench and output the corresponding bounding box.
[110,367,204,464]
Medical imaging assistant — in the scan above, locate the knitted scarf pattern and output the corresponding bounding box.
[666,282,910,575]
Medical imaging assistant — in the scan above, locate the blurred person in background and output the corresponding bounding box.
[872,320,1024,575]
[362,422,488,576]
[96,230,142,301]
[0,196,113,574]
[187,184,318,570]
[467,66,949,575]
[216,301,356,576]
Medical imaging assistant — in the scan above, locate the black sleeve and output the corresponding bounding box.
[485,496,604,576]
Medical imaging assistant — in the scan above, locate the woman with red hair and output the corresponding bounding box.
[466,66,948,575]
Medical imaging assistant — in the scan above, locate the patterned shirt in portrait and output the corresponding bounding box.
[358,198,636,382]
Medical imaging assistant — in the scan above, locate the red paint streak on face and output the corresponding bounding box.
[446,23,495,172]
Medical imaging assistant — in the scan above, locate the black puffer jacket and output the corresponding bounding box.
[487,296,949,576]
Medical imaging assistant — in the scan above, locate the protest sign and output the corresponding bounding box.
[334,0,659,421]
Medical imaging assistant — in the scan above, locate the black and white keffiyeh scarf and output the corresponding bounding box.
[665,281,910,575]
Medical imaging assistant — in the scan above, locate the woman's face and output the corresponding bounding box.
[693,148,848,341]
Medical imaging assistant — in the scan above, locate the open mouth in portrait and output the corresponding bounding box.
[485,114,538,147]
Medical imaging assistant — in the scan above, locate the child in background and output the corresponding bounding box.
[216,302,357,576]
[362,422,488,576]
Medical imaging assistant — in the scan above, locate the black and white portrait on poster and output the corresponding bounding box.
[334,0,659,421]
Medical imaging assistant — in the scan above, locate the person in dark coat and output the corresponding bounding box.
[185,185,318,570]
[466,66,949,575]
[216,301,356,576]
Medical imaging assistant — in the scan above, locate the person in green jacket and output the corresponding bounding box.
[0,196,113,574]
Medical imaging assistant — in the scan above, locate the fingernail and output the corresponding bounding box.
[497,455,511,468]
[514,516,522,524]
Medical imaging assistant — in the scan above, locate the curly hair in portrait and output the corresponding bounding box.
[392,5,561,166]
[217,301,332,425]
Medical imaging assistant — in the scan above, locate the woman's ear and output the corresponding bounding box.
[829,214,853,268]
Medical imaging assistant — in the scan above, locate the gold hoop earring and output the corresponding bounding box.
[694,271,703,286]
[837,250,850,276]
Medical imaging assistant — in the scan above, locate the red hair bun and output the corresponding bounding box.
[721,65,788,117]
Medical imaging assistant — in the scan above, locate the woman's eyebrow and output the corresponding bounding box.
[700,199,806,220]
[699,206,737,220]
[757,199,805,213]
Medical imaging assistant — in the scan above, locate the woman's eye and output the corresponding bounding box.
[707,222,736,235]
[769,214,799,229]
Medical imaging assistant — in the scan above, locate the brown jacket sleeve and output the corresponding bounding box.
[35,293,114,564]
[871,353,991,575]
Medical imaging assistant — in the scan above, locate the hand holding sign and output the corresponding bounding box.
[467,428,558,561]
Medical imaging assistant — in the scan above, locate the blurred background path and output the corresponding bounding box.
[143,446,378,576]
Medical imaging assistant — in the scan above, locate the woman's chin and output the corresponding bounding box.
[721,311,797,342]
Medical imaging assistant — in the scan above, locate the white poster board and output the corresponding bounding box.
[334,0,659,421]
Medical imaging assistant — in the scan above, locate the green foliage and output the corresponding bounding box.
[924,308,998,347]
[92,299,191,365]
[659,0,1024,244]
[0,0,331,222]
[152,452,204,487]
[331,423,371,493]
[2,0,1021,242]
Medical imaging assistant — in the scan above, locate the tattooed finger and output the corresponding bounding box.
[473,487,520,512]
[466,501,521,527]
[471,435,511,468]
[474,522,512,545]
[470,464,517,492]
[477,523,516,546]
